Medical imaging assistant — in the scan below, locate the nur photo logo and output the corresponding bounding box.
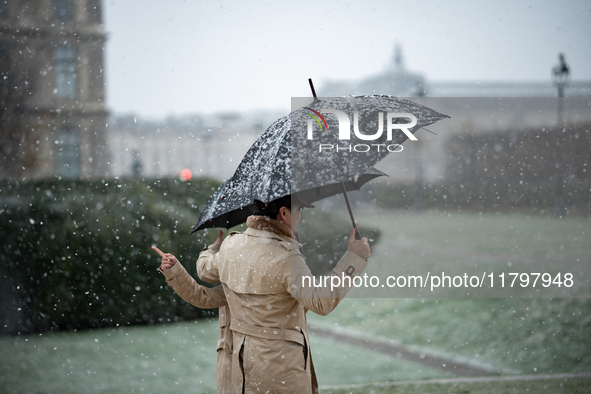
[304,108,418,153]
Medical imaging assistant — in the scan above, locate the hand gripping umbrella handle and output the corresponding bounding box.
[341,183,361,240]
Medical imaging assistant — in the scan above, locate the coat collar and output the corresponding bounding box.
[246,215,294,238]
[244,216,304,250]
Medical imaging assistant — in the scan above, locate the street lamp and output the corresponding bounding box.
[551,53,570,217]
[552,53,570,97]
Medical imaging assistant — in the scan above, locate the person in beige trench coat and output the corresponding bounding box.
[197,195,371,393]
[153,246,233,393]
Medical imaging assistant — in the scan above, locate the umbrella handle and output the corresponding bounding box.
[354,228,361,240]
[341,183,361,240]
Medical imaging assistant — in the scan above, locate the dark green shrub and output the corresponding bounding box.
[367,181,590,216]
[298,205,381,276]
[0,177,222,335]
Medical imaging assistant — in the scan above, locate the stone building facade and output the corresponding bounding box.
[106,111,279,181]
[317,46,591,185]
[0,0,107,181]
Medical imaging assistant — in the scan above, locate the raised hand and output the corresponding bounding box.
[347,227,370,260]
[152,245,178,271]
[213,230,224,247]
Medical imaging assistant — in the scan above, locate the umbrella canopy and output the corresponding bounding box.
[191,95,448,233]
[191,167,386,232]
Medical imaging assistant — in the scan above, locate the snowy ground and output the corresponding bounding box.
[0,319,451,393]
[308,210,591,376]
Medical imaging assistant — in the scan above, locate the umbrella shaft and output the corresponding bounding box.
[341,183,361,240]
[308,78,318,100]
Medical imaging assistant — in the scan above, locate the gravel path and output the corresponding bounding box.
[309,326,497,377]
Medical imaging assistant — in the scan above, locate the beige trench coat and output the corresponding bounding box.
[160,256,232,393]
[197,221,368,393]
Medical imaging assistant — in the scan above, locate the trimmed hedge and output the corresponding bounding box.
[0,177,379,335]
[0,177,222,335]
[365,181,591,216]
[297,206,381,276]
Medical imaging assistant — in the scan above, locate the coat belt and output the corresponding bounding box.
[230,319,305,347]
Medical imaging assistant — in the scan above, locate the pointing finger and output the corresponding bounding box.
[151,246,165,257]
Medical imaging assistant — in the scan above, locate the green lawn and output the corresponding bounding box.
[350,210,591,297]
[3,313,587,393]
[0,320,451,394]
[309,333,453,386]
[308,298,591,376]
[308,209,591,379]
[0,320,221,394]
[323,375,591,394]
[359,210,590,260]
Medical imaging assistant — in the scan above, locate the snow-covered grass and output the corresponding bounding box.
[309,332,453,386]
[323,375,591,394]
[308,209,591,376]
[0,319,221,394]
[309,297,591,376]
[358,209,591,262]
[0,319,451,393]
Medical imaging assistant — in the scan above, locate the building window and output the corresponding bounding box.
[54,45,77,98]
[54,0,73,20]
[57,128,80,178]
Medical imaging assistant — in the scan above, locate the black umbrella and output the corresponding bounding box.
[190,94,448,234]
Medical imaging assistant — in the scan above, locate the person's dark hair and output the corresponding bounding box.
[253,196,292,219]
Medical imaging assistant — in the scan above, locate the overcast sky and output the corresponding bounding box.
[103,0,591,119]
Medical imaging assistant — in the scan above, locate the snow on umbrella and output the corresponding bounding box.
[190,95,448,234]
